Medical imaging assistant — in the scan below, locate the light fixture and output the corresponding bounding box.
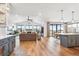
[26,16,33,25]
[27,16,32,22]
[60,9,64,23]
[61,9,64,20]
[71,11,75,23]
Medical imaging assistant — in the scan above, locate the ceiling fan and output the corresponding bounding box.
[27,16,32,22]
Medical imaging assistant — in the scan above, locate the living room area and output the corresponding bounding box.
[0,3,48,56]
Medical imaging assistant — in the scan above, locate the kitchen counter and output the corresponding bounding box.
[58,33,79,47]
[55,33,79,35]
[0,35,15,56]
[0,35,15,40]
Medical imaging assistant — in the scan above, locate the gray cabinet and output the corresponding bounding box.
[0,43,9,56]
[68,36,76,47]
[0,38,9,56]
[0,35,15,56]
[75,35,79,46]
[0,45,4,56]
[60,36,68,47]
[3,43,9,56]
[9,36,15,53]
[60,35,79,47]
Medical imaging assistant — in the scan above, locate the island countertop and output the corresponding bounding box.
[55,33,79,35]
[0,35,15,40]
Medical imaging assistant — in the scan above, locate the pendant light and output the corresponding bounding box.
[61,9,64,23]
[61,10,64,20]
[72,11,75,23]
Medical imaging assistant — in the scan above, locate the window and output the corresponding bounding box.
[49,24,64,37]
[33,26,37,29]
[57,25,61,30]
[7,26,13,31]
[29,25,32,29]
[61,25,64,30]
[26,25,29,29]
[53,24,56,31]
[17,25,22,29]
[37,26,41,31]
[49,25,52,30]
[22,26,25,30]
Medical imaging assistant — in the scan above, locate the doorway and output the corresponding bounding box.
[49,24,64,37]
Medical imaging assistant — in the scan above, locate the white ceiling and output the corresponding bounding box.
[9,3,79,22]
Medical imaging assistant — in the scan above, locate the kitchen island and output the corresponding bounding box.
[0,35,15,56]
[57,33,79,47]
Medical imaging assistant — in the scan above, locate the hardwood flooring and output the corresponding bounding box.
[11,37,79,56]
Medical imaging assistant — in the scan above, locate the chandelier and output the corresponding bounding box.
[27,16,32,22]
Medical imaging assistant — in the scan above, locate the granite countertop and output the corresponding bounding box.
[55,33,79,35]
[0,35,14,40]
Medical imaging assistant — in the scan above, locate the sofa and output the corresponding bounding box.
[19,32,40,41]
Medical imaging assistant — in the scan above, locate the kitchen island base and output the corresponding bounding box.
[0,35,15,56]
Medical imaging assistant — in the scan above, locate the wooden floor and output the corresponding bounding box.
[11,37,79,56]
